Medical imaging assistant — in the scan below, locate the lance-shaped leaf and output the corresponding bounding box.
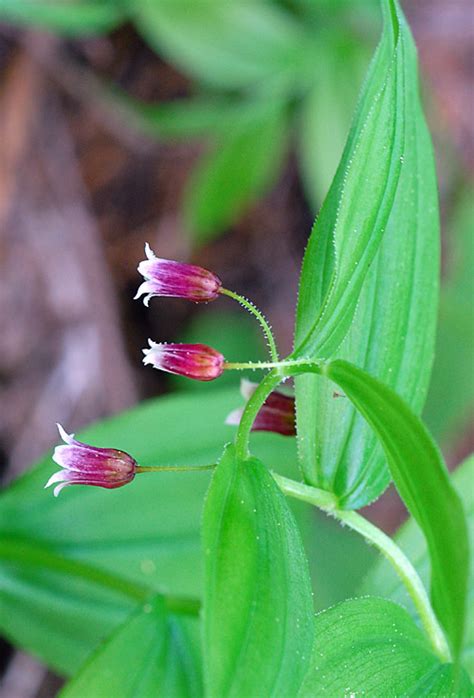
[60,596,201,698]
[363,455,474,679]
[294,0,439,508]
[299,598,473,697]
[184,100,288,243]
[0,0,124,35]
[0,388,300,676]
[321,359,468,658]
[203,444,314,697]
[294,0,405,359]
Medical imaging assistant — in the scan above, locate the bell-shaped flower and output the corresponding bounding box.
[45,424,137,496]
[226,379,296,436]
[135,243,222,306]
[143,340,225,381]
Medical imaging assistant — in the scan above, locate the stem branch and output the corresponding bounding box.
[273,474,451,663]
[235,369,285,459]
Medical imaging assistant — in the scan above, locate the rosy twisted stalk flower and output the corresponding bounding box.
[226,379,296,436]
[45,424,137,496]
[143,341,225,381]
[134,243,222,306]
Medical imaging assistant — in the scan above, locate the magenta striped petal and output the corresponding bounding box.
[134,243,221,305]
[142,341,224,381]
[45,424,137,496]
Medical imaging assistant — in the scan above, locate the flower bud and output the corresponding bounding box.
[45,424,137,497]
[134,243,222,306]
[143,340,224,381]
[226,379,296,436]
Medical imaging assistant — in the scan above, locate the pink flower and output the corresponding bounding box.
[134,243,222,306]
[142,341,225,381]
[226,379,296,436]
[45,424,137,497]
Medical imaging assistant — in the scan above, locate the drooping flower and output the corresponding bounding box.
[226,379,296,436]
[143,340,225,381]
[134,243,222,306]
[45,424,137,497]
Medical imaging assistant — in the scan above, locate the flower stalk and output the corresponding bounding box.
[136,464,215,474]
[219,288,279,362]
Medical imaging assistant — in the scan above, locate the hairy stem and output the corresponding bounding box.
[224,358,313,371]
[137,464,215,474]
[273,474,452,663]
[220,288,279,362]
[234,369,285,459]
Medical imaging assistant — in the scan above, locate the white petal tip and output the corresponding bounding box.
[56,423,74,444]
[53,482,70,497]
[144,242,156,260]
[45,471,65,489]
[225,409,243,426]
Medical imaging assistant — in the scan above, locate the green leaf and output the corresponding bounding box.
[297,38,370,209]
[321,359,468,658]
[203,444,314,698]
[294,0,405,359]
[424,188,474,444]
[60,596,201,698]
[184,100,288,243]
[363,454,474,679]
[0,387,300,675]
[133,0,314,93]
[299,597,473,697]
[294,0,439,508]
[0,0,124,35]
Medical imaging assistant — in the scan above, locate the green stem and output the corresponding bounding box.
[0,535,200,617]
[273,474,451,663]
[136,464,215,474]
[235,369,285,459]
[224,358,311,371]
[231,360,322,459]
[272,473,339,511]
[220,288,279,362]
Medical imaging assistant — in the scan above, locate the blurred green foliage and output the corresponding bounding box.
[0,0,378,240]
[424,187,474,446]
